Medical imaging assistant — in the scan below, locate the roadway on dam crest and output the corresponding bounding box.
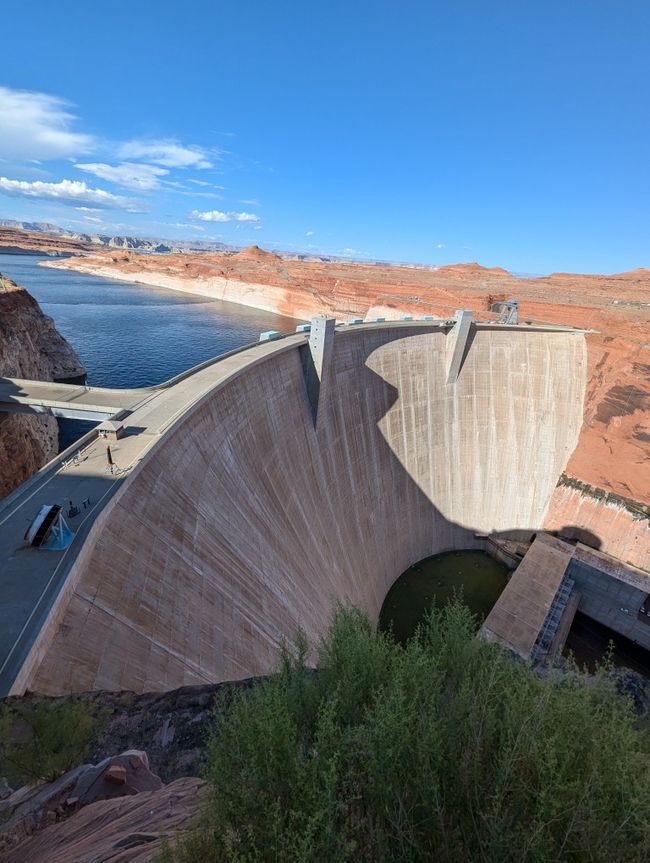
[0,330,310,696]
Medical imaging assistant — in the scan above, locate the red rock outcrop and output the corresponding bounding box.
[0,274,85,499]
[0,226,93,257]
[0,777,206,863]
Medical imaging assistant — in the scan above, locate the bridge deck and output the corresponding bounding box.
[0,378,155,420]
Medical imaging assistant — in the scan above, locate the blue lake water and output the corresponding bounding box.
[0,253,301,447]
[0,253,301,388]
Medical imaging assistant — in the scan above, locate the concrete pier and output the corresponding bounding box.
[303,315,336,425]
[446,309,473,384]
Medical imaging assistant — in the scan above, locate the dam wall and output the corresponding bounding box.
[20,324,587,695]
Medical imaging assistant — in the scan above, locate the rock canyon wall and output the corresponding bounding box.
[0,274,85,498]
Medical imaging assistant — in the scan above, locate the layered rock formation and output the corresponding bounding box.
[1,777,206,863]
[0,274,85,499]
[0,223,232,255]
[0,225,94,257]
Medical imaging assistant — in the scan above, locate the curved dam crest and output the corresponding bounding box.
[12,322,587,695]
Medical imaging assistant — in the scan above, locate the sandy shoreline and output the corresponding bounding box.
[39,257,323,322]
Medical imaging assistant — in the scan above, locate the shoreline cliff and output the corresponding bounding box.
[0,273,85,499]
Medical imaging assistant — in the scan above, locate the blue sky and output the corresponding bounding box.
[0,1,648,273]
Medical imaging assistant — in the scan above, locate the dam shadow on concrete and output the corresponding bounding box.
[284,324,594,644]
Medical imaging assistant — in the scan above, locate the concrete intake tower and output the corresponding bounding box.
[0,316,587,695]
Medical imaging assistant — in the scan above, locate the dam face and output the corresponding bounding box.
[18,323,587,694]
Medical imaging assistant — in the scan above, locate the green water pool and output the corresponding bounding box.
[379,550,510,643]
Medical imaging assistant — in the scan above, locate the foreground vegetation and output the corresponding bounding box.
[0,699,100,786]
[163,604,648,859]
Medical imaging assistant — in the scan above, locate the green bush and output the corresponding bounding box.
[165,602,650,862]
[0,699,99,786]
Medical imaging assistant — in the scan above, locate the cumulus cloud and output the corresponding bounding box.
[74,161,168,191]
[190,208,260,223]
[436,243,446,249]
[119,139,215,169]
[0,176,139,210]
[305,230,315,236]
[0,86,93,163]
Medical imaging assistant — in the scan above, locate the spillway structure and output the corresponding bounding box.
[0,314,588,696]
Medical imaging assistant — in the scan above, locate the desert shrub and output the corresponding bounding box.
[0,698,99,785]
[164,602,650,862]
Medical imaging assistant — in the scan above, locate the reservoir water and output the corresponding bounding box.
[0,254,301,388]
[0,253,301,447]
[379,550,510,643]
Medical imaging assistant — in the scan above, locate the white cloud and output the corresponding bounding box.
[119,139,215,169]
[167,183,223,199]
[190,208,229,223]
[186,178,225,188]
[239,198,260,206]
[305,230,315,237]
[75,161,168,191]
[171,221,206,231]
[0,86,93,163]
[0,176,139,210]
[190,208,260,223]
[436,243,445,249]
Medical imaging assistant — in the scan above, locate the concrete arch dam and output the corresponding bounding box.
[7,320,587,695]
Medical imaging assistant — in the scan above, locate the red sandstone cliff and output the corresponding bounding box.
[0,274,85,499]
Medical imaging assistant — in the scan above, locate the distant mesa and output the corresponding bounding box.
[618,267,650,278]
[237,245,282,262]
[547,267,650,280]
[439,262,511,276]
